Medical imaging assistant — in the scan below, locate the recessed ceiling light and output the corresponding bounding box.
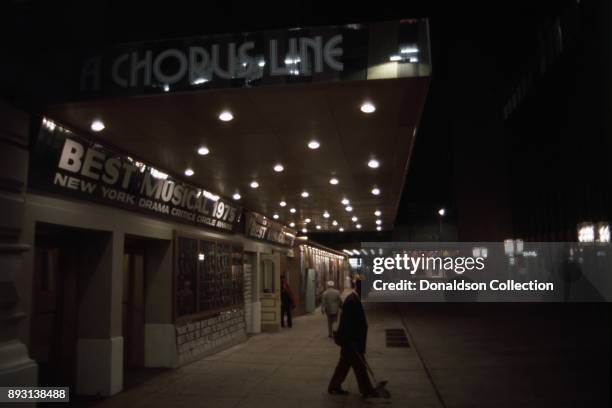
[352,216,358,222]
[280,201,287,207]
[258,60,266,67]
[341,198,350,205]
[329,177,339,185]
[345,206,353,212]
[184,168,194,176]
[91,120,105,132]
[198,146,210,155]
[356,224,362,229]
[376,219,382,225]
[305,218,311,223]
[250,181,259,189]
[339,227,344,232]
[374,210,382,217]
[307,140,320,150]
[371,187,381,196]
[233,193,241,200]
[368,159,380,169]
[360,102,376,113]
[290,222,295,227]
[302,228,307,233]
[290,208,296,213]
[301,191,309,198]
[332,220,338,226]
[323,211,330,218]
[219,111,234,122]
[273,214,279,219]
[377,226,382,231]
[316,225,321,230]
[274,163,284,172]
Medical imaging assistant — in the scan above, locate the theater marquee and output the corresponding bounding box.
[245,212,297,247]
[77,19,430,99]
[29,121,242,233]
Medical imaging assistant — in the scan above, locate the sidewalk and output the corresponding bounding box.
[88,303,442,408]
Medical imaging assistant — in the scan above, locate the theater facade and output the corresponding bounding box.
[1,18,431,397]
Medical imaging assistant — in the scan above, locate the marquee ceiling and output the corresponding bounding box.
[44,77,429,233]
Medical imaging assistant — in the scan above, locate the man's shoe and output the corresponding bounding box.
[328,388,349,395]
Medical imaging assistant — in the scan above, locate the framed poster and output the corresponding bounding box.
[174,232,244,321]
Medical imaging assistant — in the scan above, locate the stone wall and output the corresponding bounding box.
[176,308,246,365]
[0,101,37,398]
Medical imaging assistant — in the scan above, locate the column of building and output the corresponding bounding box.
[0,101,37,394]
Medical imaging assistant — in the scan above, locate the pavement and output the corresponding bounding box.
[81,301,436,408]
[75,301,610,408]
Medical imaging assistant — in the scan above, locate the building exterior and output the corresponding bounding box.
[19,117,307,395]
[0,17,431,398]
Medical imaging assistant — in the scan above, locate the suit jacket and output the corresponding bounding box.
[321,288,342,315]
[335,291,368,353]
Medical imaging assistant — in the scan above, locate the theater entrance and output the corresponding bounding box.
[29,223,111,389]
[260,253,280,332]
[122,238,145,371]
[122,235,175,390]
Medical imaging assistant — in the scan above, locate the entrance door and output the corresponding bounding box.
[30,226,89,388]
[259,253,280,332]
[122,245,145,370]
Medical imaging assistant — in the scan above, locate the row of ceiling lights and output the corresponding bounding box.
[89,101,384,232]
[274,202,383,232]
[90,105,379,185]
[241,102,380,203]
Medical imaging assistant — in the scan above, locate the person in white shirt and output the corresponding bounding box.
[321,280,343,338]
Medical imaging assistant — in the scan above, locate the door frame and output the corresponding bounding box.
[259,253,280,332]
[122,245,146,370]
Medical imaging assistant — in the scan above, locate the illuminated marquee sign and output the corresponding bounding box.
[29,121,242,233]
[245,212,296,247]
[82,35,343,90]
[76,19,431,99]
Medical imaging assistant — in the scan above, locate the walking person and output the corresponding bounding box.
[328,280,382,398]
[321,280,342,338]
[280,275,296,328]
[354,274,363,298]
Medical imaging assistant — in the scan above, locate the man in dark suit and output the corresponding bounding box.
[328,281,379,398]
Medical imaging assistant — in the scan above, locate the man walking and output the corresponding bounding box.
[321,280,342,338]
[280,275,296,328]
[328,281,381,398]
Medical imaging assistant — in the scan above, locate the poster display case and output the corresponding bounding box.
[299,244,347,310]
[174,232,244,320]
